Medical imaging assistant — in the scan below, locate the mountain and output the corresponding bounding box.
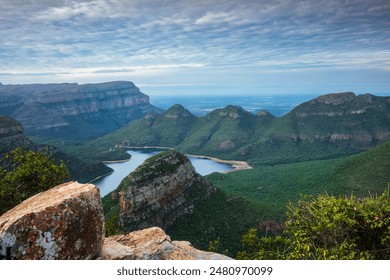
[0,81,162,140]
[104,150,216,232]
[91,92,390,165]
[109,104,197,147]
[0,115,111,182]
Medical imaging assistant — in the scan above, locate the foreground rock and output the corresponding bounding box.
[99,227,232,260]
[0,182,104,259]
[0,181,232,260]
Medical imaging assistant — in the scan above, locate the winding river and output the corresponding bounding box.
[93,149,234,196]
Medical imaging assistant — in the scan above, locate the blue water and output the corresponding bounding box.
[150,95,317,116]
[94,149,233,197]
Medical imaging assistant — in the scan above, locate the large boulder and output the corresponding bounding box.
[99,227,232,260]
[0,182,104,259]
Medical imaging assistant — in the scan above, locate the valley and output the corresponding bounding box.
[1,82,389,259]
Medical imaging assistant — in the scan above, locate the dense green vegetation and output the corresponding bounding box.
[167,189,267,257]
[238,189,390,260]
[0,148,69,215]
[206,140,390,221]
[101,141,390,257]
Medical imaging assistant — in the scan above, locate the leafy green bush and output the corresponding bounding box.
[0,148,69,215]
[238,189,390,260]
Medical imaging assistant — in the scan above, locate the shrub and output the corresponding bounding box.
[238,189,390,260]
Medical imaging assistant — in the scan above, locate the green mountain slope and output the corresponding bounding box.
[206,140,390,221]
[85,92,390,166]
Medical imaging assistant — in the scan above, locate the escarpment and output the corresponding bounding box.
[0,81,162,140]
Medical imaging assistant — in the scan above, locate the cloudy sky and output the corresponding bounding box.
[1,0,389,96]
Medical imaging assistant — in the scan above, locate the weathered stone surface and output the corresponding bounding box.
[99,227,232,260]
[118,150,216,232]
[0,182,104,259]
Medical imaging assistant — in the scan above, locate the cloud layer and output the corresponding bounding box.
[1,0,389,95]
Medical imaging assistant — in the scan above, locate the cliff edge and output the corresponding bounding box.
[0,81,162,140]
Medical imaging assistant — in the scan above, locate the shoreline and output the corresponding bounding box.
[185,153,253,172]
[88,170,114,183]
[91,147,252,184]
[121,145,173,150]
[123,146,253,172]
[102,158,131,164]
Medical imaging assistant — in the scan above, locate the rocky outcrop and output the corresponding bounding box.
[0,182,104,260]
[116,150,216,232]
[0,181,230,260]
[0,81,162,139]
[99,227,231,260]
[0,115,31,154]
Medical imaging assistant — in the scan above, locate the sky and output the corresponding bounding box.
[0,0,389,96]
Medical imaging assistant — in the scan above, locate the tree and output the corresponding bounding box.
[238,189,390,260]
[0,148,69,215]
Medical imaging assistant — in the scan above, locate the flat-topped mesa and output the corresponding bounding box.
[311,91,356,105]
[293,92,389,117]
[0,81,162,140]
[117,150,216,232]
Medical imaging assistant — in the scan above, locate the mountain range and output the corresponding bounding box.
[89,91,390,166]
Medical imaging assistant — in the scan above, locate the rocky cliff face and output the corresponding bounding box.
[0,81,162,140]
[0,115,31,154]
[115,150,216,232]
[0,182,229,260]
[287,92,390,149]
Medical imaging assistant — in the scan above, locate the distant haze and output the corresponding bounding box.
[1,0,389,96]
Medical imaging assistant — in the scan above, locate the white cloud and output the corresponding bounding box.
[35,0,114,21]
[195,11,237,25]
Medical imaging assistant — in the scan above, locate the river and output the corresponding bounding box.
[93,149,234,197]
